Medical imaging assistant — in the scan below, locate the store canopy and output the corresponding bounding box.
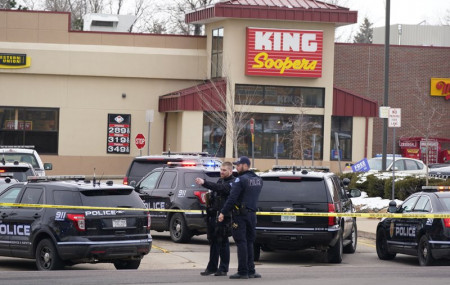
[159,81,378,118]
[185,0,357,26]
[333,86,378,117]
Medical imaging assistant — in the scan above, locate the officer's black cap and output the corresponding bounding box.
[233,156,251,166]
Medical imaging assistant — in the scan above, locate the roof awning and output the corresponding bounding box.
[185,0,357,26]
[159,79,227,112]
[333,86,378,117]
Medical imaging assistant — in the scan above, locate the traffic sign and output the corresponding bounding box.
[388,108,401,128]
[135,134,146,149]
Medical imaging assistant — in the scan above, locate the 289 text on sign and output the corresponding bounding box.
[245,27,323,78]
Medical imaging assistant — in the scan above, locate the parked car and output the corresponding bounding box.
[0,160,36,182]
[0,176,151,270]
[134,163,224,243]
[376,186,450,266]
[356,157,428,183]
[254,166,361,263]
[0,146,52,176]
[123,152,221,186]
[429,166,450,179]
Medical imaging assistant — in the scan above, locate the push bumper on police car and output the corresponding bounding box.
[56,234,152,262]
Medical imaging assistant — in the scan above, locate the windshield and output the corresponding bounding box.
[1,153,39,169]
[368,158,393,171]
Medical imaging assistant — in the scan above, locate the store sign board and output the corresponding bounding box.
[107,114,131,154]
[245,28,323,78]
[430,78,450,100]
[0,53,31,69]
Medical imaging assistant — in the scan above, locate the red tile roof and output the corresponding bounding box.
[185,0,357,25]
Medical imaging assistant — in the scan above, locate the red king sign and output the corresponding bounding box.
[245,27,323,78]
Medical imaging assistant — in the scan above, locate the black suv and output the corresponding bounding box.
[0,176,151,270]
[134,164,222,243]
[123,152,222,186]
[255,167,361,263]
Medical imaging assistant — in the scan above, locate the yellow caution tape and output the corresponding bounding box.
[1,203,450,218]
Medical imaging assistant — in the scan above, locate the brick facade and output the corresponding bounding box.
[334,43,450,156]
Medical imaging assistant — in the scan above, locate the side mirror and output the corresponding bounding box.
[388,200,397,213]
[130,181,137,188]
[349,189,361,198]
[44,163,53,170]
[342,178,351,186]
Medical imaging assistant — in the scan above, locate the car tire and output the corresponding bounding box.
[418,235,435,266]
[343,222,357,254]
[35,238,64,271]
[113,259,141,270]
[327,230,343,263]
[376,229,396,260]
[169,213,192,243]
[254,243,261,261]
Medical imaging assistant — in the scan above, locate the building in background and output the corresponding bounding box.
[373,24,450,46]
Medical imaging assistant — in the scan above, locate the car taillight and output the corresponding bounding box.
[444,218,450,228]
[194,191,207,204]
[67,214,86,231]
[123,176,128,185]
[328,203,337,226]
[146,212,151,230]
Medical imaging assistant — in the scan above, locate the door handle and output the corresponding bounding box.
[1,212,8,218]
[33,213,41,219]
[168,192,174,196]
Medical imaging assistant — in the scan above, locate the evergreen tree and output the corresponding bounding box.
[353,17,373,44]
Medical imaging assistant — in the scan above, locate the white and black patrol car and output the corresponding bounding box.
[134,162,223,243]
[376,185,450,266]
[0,159,36,182]
[255,166,361,263]
[0,176,151,270]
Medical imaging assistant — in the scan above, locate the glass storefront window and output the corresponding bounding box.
[202,114,225,157]
[211,28,223,78]
[237,113,323,160]
[0,107,59,154]
[330,116,352,161]
[235,84,324,107]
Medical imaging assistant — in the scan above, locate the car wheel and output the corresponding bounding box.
[35,238,64,271]
[327,230,343,263]
[169,213,192,243]
[418,235,435,266]
[343,222,357,254]
[254,243,261,261]
[376,229,396,260]
[113,259,141,270]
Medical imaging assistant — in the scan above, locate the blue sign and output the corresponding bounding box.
[351,158,370,172]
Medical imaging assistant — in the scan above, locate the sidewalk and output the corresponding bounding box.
[356,218,380,240]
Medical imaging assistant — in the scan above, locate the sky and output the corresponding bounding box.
[335,0,450,42]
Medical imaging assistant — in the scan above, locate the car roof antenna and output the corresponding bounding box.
[97,172,104,186]
[93,167,96,186]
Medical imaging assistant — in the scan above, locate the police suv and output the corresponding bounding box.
[134,162,222,243]
[255,166,361,263]
[0,176,151,270]
[376,185,450,266]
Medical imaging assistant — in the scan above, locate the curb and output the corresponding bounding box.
[358,230,376,240]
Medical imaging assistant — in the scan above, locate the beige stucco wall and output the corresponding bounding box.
[0,10,207,175]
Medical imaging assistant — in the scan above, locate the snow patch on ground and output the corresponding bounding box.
[351,191,403,211]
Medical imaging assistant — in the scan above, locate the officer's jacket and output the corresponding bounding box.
[221,170,262,215]
[202,175,234,212]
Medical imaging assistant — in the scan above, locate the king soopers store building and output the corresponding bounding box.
[2,0,399,175]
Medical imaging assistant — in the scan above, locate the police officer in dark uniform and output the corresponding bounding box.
[218,156,262,279]
[195,161,234,276]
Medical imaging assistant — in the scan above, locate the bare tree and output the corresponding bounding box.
[195,78,260,158]
[160,0,218,35]
[403,82,447,185]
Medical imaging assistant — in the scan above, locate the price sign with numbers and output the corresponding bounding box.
[107,114,131,154]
